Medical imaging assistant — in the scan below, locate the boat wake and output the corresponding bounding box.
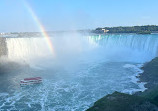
[0,33,158,110]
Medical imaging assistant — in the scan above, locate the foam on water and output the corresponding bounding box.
[0,62,150,111]
[122,64,147,94]
[0,33,158,110]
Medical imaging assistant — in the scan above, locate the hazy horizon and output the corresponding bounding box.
[0,0,158,32]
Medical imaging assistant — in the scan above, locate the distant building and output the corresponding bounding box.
[0,33,5,35]
[102,29,109,33]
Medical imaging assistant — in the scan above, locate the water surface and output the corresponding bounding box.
[0,33,158,110]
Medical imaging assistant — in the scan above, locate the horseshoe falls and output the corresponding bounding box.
[0,33,158,111]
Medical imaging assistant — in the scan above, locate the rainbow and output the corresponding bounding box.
[23,1,55,56]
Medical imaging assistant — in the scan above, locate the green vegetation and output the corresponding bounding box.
[140,57,158,89]
[138,57,158,106]
[87,92,157,111]
[92,25,158,34]
[137,31,151,34]
[139,86,158,106]
[87,57,158,111]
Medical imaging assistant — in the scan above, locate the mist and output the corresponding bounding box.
[2,32,158,70]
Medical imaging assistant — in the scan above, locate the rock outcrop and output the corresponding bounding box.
[87,57,158,111]
[0,37,7,57]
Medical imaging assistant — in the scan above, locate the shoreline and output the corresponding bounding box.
[138,57,158,90]
[122,63,147,94]
[87,57,158,111]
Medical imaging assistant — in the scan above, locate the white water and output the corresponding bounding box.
[87,34,158,62]
[0,33,158,111]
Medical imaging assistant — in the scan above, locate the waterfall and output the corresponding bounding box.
[0,33,158,111]
[5,37,53,67]
[1,33,158,67]
[87,34,158,63]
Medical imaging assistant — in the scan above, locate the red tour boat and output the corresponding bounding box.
[20,77,42,86]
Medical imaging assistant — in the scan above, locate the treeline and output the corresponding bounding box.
[92,25,158,34]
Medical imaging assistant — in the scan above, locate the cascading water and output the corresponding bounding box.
[6,37,54,68]
[87,34,158,63]
[0,33,158,111]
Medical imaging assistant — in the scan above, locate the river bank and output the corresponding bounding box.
[87,57,158,111]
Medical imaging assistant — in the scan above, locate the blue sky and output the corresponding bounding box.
[0,0,158,32]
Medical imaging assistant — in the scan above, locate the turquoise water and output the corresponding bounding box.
[0,33,158,110]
